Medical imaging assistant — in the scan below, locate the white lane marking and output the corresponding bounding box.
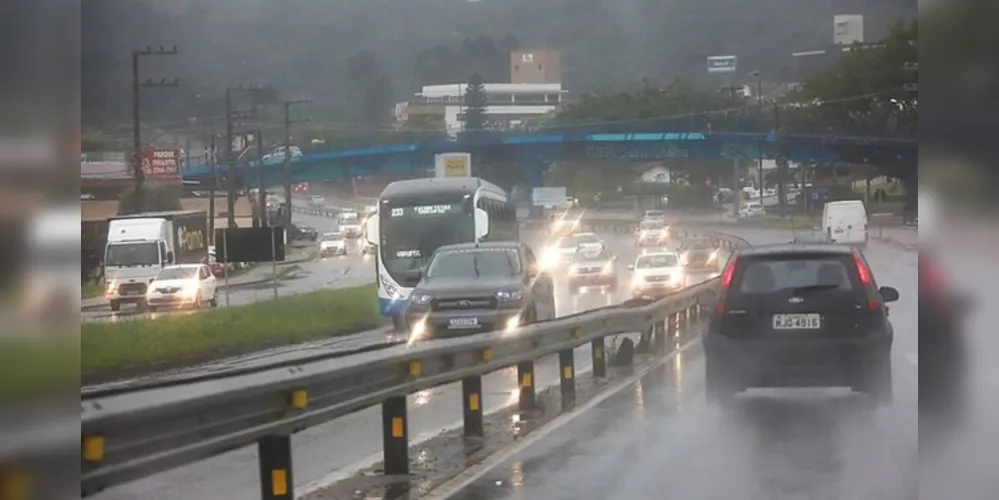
[423,339,700,500]
[905,352,917,366]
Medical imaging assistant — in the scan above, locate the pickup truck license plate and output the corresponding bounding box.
[772,313,821,329]
[448,317,479,329]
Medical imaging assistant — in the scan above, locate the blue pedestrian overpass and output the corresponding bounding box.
[181,115,917,191]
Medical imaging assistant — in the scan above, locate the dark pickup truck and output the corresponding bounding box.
[403,242,556,340]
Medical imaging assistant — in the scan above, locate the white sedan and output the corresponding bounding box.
[146,264,218,311]
[319,232,348,256]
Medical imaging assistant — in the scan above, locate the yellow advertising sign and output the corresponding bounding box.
[443,154,470,177]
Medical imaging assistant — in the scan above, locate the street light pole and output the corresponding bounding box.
[282,98,312,228]
[224,85,264,228]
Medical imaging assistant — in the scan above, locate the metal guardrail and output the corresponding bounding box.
[78,224,749,498]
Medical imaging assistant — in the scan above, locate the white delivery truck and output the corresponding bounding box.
[104,210,208,311]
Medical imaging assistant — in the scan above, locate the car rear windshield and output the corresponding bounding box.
[729,252,861,295]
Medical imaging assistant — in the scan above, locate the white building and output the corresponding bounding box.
[403,83,568,136]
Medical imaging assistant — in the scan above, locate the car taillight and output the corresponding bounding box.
[714,257,737,315]
[920,255,946,293]
[852,253,880,310]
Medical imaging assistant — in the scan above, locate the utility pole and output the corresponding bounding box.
[224,85,264,228]
[131,46,178,213]
[208,133,217,244]
[283,98,312,228]
[255,129,266,227]
[751,70,764,206]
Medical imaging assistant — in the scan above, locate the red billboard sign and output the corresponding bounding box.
[140,148,181,179]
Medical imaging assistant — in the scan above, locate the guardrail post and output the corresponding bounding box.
[668,313,679,343]
[638,327,652,353]
[591,337,606,378]
[381,395,409,475]
[517,361,536,412]
[559,349,575,408]
[653,319,667,354]
[462,376,484,437]
[258,435,293,500]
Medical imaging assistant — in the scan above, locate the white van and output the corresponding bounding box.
[822,200,868,248]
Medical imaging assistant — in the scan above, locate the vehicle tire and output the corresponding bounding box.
[137,300,148,312]
[704,355,737,405]
[524,305,538,325]
[148,306,158,313]
[391,313,406,333]
[109,300,121,312]
[209,292,218,307]
[855,352,893,405]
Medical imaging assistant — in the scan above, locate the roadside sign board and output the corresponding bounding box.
[435,152,471,177]
[707,55,738,73]
[140,148,181,180]
[532,186,567,207]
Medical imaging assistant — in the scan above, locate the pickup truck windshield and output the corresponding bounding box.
[426,248,521,279]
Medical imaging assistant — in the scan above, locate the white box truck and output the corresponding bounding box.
[104,210,208,311]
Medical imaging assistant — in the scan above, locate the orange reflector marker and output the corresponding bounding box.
[408,361,421,377]
[521,372,533,388]
[481,348,493,362]
[271,469,288,496]
[290,390,308,409]
[0,467,29,500]
[469,393,480,411]
[391,417,405,438]
[563,366,573,380]
[595,347,603,359]
[82,435,104,462]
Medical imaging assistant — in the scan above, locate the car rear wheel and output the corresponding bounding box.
[854,352,893,405]
[705,355,738,405]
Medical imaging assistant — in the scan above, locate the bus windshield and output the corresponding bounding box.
[380,203,474,284]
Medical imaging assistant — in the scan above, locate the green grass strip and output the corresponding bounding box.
[82,284,379,375]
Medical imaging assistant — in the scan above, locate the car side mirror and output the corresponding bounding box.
[627,264,635,270]
[879,286,899,303]
[404,268,422,282]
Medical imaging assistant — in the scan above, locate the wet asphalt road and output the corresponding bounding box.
[89,227,727,500]
[440,229,919,500]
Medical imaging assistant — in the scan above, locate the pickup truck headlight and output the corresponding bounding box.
[410,293,433,305]
[496,290,523,302]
